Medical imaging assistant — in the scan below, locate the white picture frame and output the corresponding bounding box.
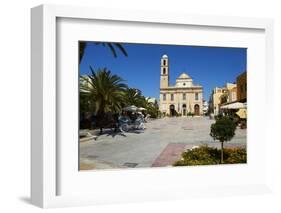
[31,4,274,208]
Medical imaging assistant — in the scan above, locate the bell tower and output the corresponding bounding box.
[160,54,169,88]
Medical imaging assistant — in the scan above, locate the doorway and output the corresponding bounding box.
[194,104,200,116]
[182,104,187,116]
[169,104,176,116]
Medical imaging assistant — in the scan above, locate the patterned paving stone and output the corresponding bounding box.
[152,143,187,167]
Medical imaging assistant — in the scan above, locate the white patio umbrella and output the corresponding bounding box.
[220,102,246,109]
[123,105,138,112]
[137,107,147,111]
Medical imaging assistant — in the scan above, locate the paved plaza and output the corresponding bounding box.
[79,117,246,170]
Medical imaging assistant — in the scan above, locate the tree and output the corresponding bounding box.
[210,117,236,163]
[80,67,128,133]
[79,42,128,63]
[140,98,160,118]
[122,88,160,118]
[122,88,143,107]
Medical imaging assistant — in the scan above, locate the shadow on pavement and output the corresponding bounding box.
[97,128,145,138]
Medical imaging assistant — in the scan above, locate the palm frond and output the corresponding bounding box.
[114,43,128,57]
[106,43,117,58]
[79,42,87,63]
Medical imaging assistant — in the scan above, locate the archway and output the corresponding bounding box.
[169,104,176,116]
[182,104,187,116]
[194,104,200,116]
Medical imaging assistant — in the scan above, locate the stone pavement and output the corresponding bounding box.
[79,116,246,170]
[151,143,187,167]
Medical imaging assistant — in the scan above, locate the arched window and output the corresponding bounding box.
[194,104,200,115]
[163,60,166,66]
[163,68,166,75]
[163,94,166,101]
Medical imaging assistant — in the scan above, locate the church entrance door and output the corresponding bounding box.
[182,104,187,116]
[194,104,200,116]
[169,105,176,116]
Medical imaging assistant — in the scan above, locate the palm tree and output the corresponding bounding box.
[122,88,160,118]
[79,42,128,63]
[141,98,160,118]
[80,67,128,133]
[122,88,143,107]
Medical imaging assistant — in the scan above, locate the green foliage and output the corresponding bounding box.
[210,117,236,142]
[79,41,128,63]
[122,88,143,107]
[79,91,92,113]
[145,100,160,118]
[187,112,194,117]
[173,110,178,117]
[174,146,220,166]
[122,88,160,118]
[210,116,237,163]
[80,68,161,121]
[95,42,128,58]
[224,148,247,164]
[173,146,246,166]
[80,67,127,115]
[226,114,240,126]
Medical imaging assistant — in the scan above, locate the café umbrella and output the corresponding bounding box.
[236,108,247,119]
[220,102,246,109]
[123,105,138,112]
[138,107,147,111]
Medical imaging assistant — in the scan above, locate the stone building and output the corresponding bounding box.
[237,71,247,102]
[226,83,237,103]
[159,54,203,116]
[209,87,227,116]
[209,83,237,115]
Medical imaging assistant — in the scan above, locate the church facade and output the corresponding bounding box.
[159,54,203,116]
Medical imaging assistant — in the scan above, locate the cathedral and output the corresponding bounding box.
[159,54,203,116]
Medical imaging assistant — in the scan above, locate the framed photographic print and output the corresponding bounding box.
[31,4,274,208]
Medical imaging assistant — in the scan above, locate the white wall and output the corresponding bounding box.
[0,0,281,212]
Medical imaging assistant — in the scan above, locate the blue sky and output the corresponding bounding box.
[80,42,246,101]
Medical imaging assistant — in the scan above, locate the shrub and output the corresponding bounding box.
[223,148,247,164]
[173,146,220,166]
[173,146,246,166]
[187,112,194,117]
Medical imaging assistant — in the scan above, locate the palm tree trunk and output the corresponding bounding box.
[96,110,105,135]
[221,142,224,164]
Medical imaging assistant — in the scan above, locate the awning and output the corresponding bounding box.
[220,102,247,109]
